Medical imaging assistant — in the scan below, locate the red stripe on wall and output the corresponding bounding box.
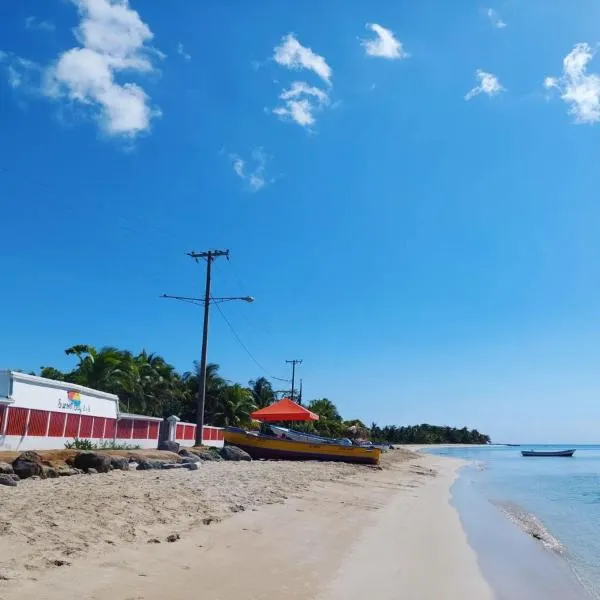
[28,409,49,436]
[64,413,80,438]
[0,405,6,433]
[132,419,149,439]
[104,418,116,439]
[92,417,105,439]
[148,422,159,439]
[48,412,66,437]
[116,419,133,439]
[6,407,28,436]
[79,415,93,438]
[176,423,184,439]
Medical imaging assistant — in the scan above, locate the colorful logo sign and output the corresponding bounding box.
[58,391,91,413]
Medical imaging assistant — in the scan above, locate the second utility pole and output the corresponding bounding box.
[189,249,229,446]
[286,359,302,403]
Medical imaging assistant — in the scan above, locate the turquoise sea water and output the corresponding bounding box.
[427,445,600,598]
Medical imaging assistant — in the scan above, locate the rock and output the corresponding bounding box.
[183,462,199,471]
[12,451,44,479]
[0,462,14,475]
[137,460,167,470]
[56,467,79,477]
[29,475,41,481]
[110,456,130,471]
[160,463,185,469]
[190,447,222,461]
[180,456,200,464]
[166,533,180,543]
[147,538,161,544]
[42,466,59,479]
[73,452,111,474]
[178,448,195,458]
[0,474,17,487]
[219,445,252,461]
[158,440,180,453]
[87,468,98,475]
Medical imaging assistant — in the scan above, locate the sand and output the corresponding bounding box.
[0,451,494,600]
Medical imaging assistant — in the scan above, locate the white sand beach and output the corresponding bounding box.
[0,451,493,600]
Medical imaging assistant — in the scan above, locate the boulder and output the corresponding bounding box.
[12,451,44,479]
[137,459,167,470]
[42,466,59,479]
[73,452,112,474]
[158,440,180,453]
[160,463,185,469]
[87,468,98,475]
[0,462,14,475]
[184,462,199,471]
[110,456,130,471]
[56,467,80,477]
[0,474,17,487]
[178,448,195,458]
[191,447,222,461]
[219,445,252,462]
[180,456,200,464]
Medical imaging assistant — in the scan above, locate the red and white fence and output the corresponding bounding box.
[0,372,224,452]
[0,405,162,451]
[174,420,224,448]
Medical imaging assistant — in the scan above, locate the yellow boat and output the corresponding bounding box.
[223,427,381,465]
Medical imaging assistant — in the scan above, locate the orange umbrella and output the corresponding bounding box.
[250,398,319,422]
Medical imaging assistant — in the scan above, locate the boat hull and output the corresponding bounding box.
[224,429,381,465]
[521,449,575,457]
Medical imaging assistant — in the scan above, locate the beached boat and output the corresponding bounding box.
[224,427,381,465]
[268,424,352,446]
[521,449,575,457]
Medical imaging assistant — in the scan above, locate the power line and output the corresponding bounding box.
[212,299,291,383]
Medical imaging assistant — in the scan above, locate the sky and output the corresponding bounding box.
[3,0,600,443]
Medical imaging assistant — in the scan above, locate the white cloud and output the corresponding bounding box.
[465,69,505,100]
[273,80,330,127]
[544,43,600,124]
[25,16,55,32]
[486,8,507,29]
[177,42,191,61]
[0,52,43,92]
[229,148,270,192]
[273,33,332,85]
[44,0,162,137]
[361,23,409,59]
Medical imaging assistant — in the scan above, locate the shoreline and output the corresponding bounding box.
[433,450,593,599]
[0,451,494,600]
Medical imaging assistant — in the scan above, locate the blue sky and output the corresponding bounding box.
[3,0,600,443]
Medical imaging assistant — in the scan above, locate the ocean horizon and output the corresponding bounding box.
[426,444,600,599]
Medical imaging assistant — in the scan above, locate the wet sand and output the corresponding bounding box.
[0,451,494,600]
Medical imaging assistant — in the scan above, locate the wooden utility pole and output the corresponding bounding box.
[286,359,302,402]
[189,249,229,445]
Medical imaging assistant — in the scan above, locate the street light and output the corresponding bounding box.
[161,293,254,445]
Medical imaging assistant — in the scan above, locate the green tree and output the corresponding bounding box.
[249,376,276,409]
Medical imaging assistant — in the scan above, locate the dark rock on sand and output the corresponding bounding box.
[220,445,252,461]
[110,456,130,471]
[184,462,199,471]
[180,456,200,464]
[0,474,17,486]
[166,533,180,543]
[57,467,80,477]
[12,451,44,479]
[137,459,167,470]
[87,468,98,475]
[158,440,180,453]
[73,452,112,474]
[42,466,59,479]
[0,462,14,475]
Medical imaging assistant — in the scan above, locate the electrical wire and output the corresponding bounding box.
[211,299,291,383]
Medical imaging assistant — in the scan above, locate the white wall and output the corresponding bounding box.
[0,435,159,452]
[8,372,118,418]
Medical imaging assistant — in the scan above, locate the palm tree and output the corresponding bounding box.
[249,376,275,409]
[212,384,256,427]
[64,344,125,392]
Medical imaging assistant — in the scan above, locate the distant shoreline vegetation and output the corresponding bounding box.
[18,344,490,444]
[370,424,491,445]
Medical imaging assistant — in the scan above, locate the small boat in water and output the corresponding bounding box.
[521,449,575,457]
